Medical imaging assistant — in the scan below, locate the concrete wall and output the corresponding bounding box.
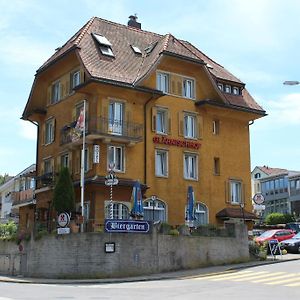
[0,224,249,279]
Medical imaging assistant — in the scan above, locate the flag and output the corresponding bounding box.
[71,108,85,142]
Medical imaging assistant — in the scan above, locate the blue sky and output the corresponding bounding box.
[1,0,300,175]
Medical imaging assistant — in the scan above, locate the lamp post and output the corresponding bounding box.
[150,195,157,222]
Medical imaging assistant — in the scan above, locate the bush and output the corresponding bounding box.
[0,221,18,240]
[159,222,172,234]
[169,229,180,236]
[265,213,295,225]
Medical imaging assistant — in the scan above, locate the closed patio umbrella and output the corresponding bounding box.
[130,181,144,219]
[186,186,195,227]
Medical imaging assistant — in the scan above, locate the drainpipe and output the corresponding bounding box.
[144,93,155,187]
[249,120,254,126]
[26,119,39,233]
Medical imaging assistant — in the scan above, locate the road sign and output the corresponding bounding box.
[105,178,119,186]
[57,227,70,235]
[253,193,265,205]
[57,212,70,227]
[253,204,266,211]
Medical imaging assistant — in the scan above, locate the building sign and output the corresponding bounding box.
[153,136,201,149]
[104,220,151,233]
[93,145,100,164]
[57,227,70,235]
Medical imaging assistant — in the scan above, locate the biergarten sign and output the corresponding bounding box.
[153,136,201,150]
[105,220,151,233]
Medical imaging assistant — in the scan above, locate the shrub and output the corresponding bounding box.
[0,221,18,240]
[169,229,180,236]
[265,213,295,225]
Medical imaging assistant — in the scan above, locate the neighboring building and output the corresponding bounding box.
[11,164,36,230]
[251,166,300,219]
[289,173,300,218]
[21,16,265,231]
[0,177,15,222]
[0,164,36,225]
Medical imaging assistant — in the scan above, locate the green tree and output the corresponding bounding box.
[53,167,75,214]
[0,173,10,185]
[265,212,295,225]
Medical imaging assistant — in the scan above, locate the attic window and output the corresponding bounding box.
[145,42,157,55]
[92,33,114,57]
[131,45,142,54]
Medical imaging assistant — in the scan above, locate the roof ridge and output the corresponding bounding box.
[74,16,96,46]
[182,40,224,68]
[172,36,204,61]
[93,16,162,38]
[162,33,172,51]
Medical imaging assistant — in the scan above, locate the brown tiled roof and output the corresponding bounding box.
[258,166,289,176]
[36,16,264,114]
[216,207,258,220]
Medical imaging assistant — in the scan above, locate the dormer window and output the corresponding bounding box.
[217,83,223,91]
[92,33,114,57]
[233,86,240,95]
[71,70,81,90]
[225,85,231,93]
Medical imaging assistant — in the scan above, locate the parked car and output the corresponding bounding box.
[286,222,300,233]
[280,232,300,253]
[254,229,295,245]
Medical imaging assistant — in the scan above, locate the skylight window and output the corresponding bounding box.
[92,33,114,57]
[92,33,112,46]
[145,42,157,55]
[131,45,142,54]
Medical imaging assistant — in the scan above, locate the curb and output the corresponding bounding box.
[1,256,299,285]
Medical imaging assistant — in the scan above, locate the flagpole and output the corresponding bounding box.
[80,100,86,233]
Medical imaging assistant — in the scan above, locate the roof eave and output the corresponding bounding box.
[195,99,267,116]
[161,50,205,65]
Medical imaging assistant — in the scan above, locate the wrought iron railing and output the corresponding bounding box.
[60,117,143,145]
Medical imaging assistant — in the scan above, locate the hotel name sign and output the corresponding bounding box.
[153,136,201,150]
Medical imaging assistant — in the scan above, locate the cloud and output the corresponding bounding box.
[19,119,37,141]
[268,93,300,125]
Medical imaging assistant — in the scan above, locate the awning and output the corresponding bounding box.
[216,207,258,220]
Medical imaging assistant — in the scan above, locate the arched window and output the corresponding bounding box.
[105,202,129,219]
[194,202,208,226]
[143,199,167,222]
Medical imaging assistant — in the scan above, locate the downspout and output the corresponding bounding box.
[26,118,39,233]
[249,120,254,126]
[144,93,155,187]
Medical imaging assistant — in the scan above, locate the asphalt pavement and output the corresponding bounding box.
[1,253,299,285]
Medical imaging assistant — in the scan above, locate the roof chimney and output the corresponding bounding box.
[128,14,141,29]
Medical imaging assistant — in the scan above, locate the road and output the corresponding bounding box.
[0,260,299,300]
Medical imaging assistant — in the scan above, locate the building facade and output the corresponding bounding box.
[251,166,300,219]
[22,16,265,231]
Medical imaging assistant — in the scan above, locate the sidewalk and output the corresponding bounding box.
[1,254,299,285]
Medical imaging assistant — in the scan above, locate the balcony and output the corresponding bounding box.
[12,189,35,209]
[36,172,56,189]
[60,117,143,147]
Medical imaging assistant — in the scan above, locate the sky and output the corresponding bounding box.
[0,0,300,176]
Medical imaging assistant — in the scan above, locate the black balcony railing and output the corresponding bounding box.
[60,116,143,145]
[36,172,56,189]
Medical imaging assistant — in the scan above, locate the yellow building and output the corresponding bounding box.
[22,16,265,231]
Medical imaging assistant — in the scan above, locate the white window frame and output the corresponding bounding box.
[143,198,167,222]
[108,101,124,135]
[155,149,168,177]
[99,45,114,57]
[225,85,232,94]
[193,202,209,226]
[105,202,129,220]
[184,153,198,180]
[217,83,223,91]
[71,70,81,89]
[156,109,167,134]
[212,120,220,135]
[232,86,239,95]
[184,114,196,139]
[61,153,69,169]
[230,180,242,204]
[183,78,195,99]
[51,81,61,104]
[156,72,170,93]
[107,145,124,172]
[45,118,54,145]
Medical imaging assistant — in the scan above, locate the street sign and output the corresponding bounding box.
[104,220,151,233]
[253,193,265,205]
[253,204,266,211]
[105,178,119,186]
[268,239,282,257]
[57,212,70,227]
[57,227,70,235]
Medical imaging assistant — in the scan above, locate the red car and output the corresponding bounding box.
[255,229,295,245]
